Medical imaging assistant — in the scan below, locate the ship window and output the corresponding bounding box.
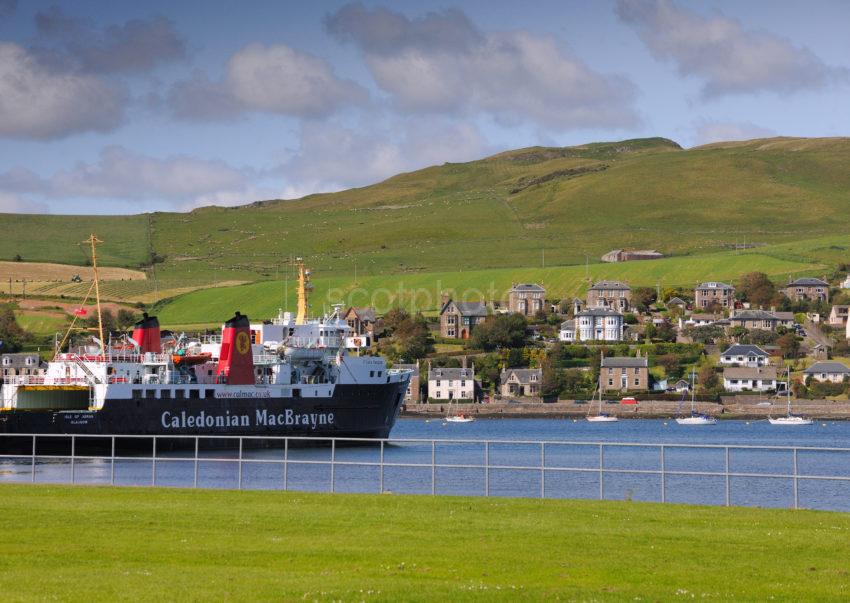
[204,389,214,398]
[175,389,185,399]
[145,389,155,399]
[189,389,200,399]
[369,371,374,378]
[292,388,301,398]
[161,390,171,400]
[132,389,142,398]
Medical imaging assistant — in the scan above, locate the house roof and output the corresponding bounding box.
[721,344,769,357]
[440,299,487,317]
[511,283,545,292]
[500,368,542,383]
[393,363,419,371]
[788,277,828,287]
[559,321,575,330]
[589,280,630,291]
[429,367,474,380]
[696,281,734,291]
[576,308,623,317]
[345,307,376,322]
[666,297,687,306]
[730,310,779,321]
[601,356,647,368]
[723,367,778,380]
[690,313,721,321]
[0,353,41,369]
[804,362,850,375]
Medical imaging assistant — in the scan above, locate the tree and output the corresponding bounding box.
[376,310,434,361]
[777,332,801,359]
[655,322,677,343]
[0,305,28,352]
[632,287,657,312]
[697,363,719,393]
[656,354,682,379]
[539,357,563,398]
[737,272,779,307]
[470,314,528,351]
[116,309,137,332]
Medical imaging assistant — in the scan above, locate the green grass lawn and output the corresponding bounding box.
[1,485,849,601]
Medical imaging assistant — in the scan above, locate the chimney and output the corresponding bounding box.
[132,312,161,354]
[216,311,255,385]
[441,292,449,307]
[461,355,467,369]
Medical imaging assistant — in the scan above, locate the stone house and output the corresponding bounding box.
[694,282,735,309]
[428,365,475,401]
[343,307,379,339]
[719,344,770,367]
[803,362,850,384]
[785,278,829,303]
[727,310,793,331]
[600,356,648,392]
[0,353,44,380]
[393,361,421,403]
[722,367,778,392]
[587,280,631,311]
[508,284,546,316]
[439,298,488,339]
[499,368,542,397]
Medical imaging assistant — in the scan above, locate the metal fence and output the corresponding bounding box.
[2,434,850,511]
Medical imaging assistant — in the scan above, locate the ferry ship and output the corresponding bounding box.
[0,237,412,444]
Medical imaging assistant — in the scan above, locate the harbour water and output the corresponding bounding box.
[2,418,850,511]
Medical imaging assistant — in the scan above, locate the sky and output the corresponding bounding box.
[0,0,848,215]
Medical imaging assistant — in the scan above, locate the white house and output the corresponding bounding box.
[558,320,576,342]
[803,362,850,384]
[428,366,475,401]
[719,344,770,367]
[723,367,778,392]
[574,308,624,341]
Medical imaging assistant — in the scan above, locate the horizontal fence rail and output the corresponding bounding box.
[2,434,850,511]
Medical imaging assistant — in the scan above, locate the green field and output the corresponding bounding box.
[154,248,823,325]
[1,485,848,601]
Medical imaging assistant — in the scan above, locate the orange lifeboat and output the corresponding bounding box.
[172,352,212,366]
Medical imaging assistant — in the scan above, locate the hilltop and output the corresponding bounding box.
[1,136,849,308]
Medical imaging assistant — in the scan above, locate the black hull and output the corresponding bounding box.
[0,383,406,453]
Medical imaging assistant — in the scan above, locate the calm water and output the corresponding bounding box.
[3,418,850,511]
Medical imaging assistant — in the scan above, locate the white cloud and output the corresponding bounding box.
[0,146,273,211]
[692,121,776,146]
[617,0,847,97]
[168,43,367,120]
[326,4,638,130]
[281,118,491,194]
[0,191,48,214]
[0,42,126,140]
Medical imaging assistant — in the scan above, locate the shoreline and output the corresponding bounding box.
[401,400,850,421]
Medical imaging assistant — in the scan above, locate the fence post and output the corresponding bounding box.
[793,448,799,510]
[485,441,489,497]
[540,442,545,499]
[599,443,604,500]
[379,440,385,494]
[725,446,731,507]
[151,436,157,486]
[660,444,665,503]
[31,435,36,483]
[238,437,243,491]
[110,436,116,485]
[431,440,436,496]
[330,439,335,493]
[193,437,199,489]
[283,438,289,491]
[70,435,75,484]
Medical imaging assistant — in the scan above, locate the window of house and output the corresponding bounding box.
[608,379,613,386]
[634,379,640,386]
[436,380,441,386]
[607,368,613,374]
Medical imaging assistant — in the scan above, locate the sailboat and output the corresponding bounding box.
[445,397,474,423]
[586,366,617,422]
[769,367,813,425]
[675,370,716,425]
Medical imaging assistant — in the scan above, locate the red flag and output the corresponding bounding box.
[74,307,88,317]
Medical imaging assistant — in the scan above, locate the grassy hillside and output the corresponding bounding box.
[2,136,850,285]
[2,485,850,600]
[155,248,823,325]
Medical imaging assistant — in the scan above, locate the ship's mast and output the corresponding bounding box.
[295,258,311,325]
[86,234,106,353]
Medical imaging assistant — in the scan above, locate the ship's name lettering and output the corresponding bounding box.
[160,409,334,430]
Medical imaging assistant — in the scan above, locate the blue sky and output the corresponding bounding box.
[0,0,848,214]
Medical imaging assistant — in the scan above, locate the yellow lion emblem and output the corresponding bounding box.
[235,331,251,355]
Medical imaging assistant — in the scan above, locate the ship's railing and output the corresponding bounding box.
[3,376,89,386]
[285,337,340,349]
[253,354,280,365]
[2,435,850,511]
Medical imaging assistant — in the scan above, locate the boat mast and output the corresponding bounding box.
[86,234,105,353]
